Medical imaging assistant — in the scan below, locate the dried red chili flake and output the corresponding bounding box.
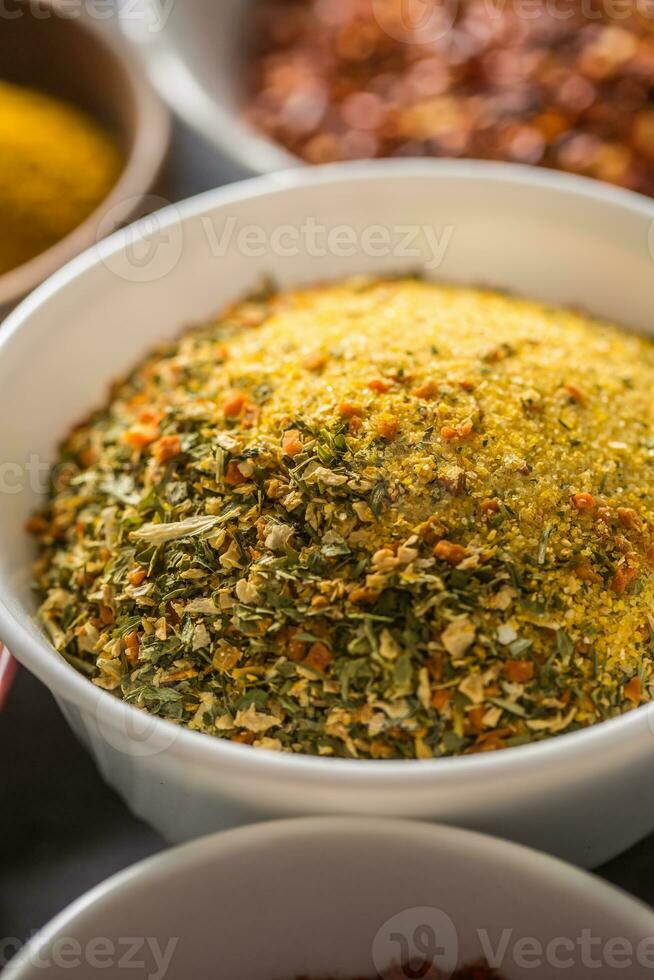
[245,0,654,195]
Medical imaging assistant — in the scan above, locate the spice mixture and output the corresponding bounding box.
[0,80,121,275]
[31,277,654,758]
[245,0,654,194]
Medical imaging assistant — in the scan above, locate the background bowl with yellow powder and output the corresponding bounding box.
[0,81,121,277]
[0,0,169,312]
[1,161,654,866]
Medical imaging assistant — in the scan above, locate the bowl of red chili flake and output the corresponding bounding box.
[5,818,654,980]
[122,0,654,189]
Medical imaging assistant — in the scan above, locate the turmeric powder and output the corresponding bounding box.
[0,80,122,275]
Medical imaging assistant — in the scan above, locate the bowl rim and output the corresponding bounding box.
[118,0,297,176]
[2,158,654,783]
[0,0,171,311]
[5,815,654,980]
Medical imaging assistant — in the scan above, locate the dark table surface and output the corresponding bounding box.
[3,118,654,968]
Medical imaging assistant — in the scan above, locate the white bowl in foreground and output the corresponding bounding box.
[5,818,654,979]
[1,161,654,866]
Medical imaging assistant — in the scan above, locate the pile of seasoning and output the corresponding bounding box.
[0,80,121,276]
[245,0,654,194]
[30,277,654,759]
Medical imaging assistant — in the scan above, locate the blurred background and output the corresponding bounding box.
[1,0,653,310]
[244,0,654,187]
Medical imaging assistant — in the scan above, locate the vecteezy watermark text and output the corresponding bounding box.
[478,927,654,971]
[94,204,456,283]
[372,0,654,47]
[202,215,454,269]
[373,906,654,978]
[0,0,176,31]
[0,935,178,978]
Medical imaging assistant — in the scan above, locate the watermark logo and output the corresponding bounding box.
[120,0,176,32]
[373,906,459,980]
[372,0,460,43]
[95,689,181,759]
[372,0,654,41]
[94,195,184,284]
[93,202,455,284]
[372,907,654,975]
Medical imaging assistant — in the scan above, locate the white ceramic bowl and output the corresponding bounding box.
[1,161,654,866]
[6,818,654,979]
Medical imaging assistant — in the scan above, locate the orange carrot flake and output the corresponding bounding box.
[574,559,601,584]
[223,390,248,418]
[368,378,392,393]
[128,568,147,587]
[617,507,639,529]
[440,420,473,441]
[475,731,509,752]
[122,425,158,450]
[224,460,247,485]
[376,412,398,440]
[433,539,468,565]
[611,564,638,595]
[99,604,114,625]
[124,631,140,664]
[138,408,164,425]
[504,660,535,683]
[288,634,306,662]
[480,498,500,514]
[571,492,595,511]
[230,732,255,745]
[467,705,487,732]
[413,379,438,399]
[440,426,458,442]
[624,677,642,706]
[338,401,363,418]
[151,434,181,464]
[304,641,332,672]
[282,429,304,457]
[431,688,453,712]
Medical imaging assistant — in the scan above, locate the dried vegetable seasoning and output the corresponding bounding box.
[30,278,654,759]
[245,0,654,194]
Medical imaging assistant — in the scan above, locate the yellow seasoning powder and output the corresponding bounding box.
[0,80,122,275]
